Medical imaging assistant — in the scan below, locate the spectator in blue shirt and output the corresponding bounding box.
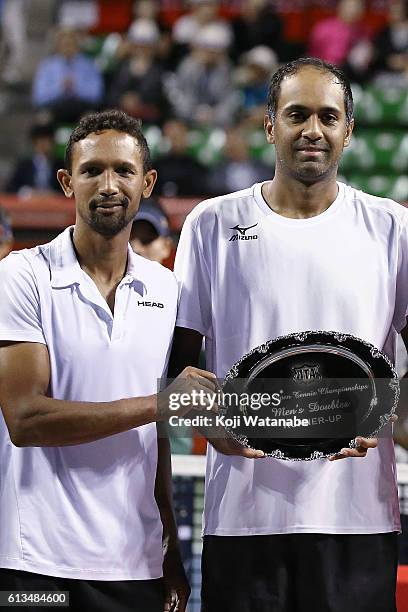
[32,28,103,122]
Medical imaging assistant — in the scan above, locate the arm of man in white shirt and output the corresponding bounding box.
[393,319,408,449]
[328,320,408,460]
[0,340,217,447]
[169,326,264,459]
[155,423,190,612]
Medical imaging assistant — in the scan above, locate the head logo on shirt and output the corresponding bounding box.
[229,224,258,242]
[137,300,164,309]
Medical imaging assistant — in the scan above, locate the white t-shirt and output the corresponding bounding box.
[175,181,408,535]
[0,227,178,579]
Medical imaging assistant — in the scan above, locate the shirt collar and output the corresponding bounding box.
[49,227,83,288]
[49,226,147,295]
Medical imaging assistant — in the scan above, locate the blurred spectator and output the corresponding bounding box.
[6,123,61,196]
[0,0,29,85]
[155,119,208,197]
[231,0,286,62]
[107,19,166,124]
[371,0,408,86]
[166,23,239,127]
[130,201,173,264]
[172,0,232,61]
[57,1,98,30]
[307,0,373,81]
[208,126,271,195]
[134,0,158,20]
[0,207,13,260]
[32,28,104,122]
[132,0,174,69]
[235,45,278,125]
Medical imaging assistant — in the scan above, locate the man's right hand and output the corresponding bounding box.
[207,434,265,459]
[157,366,219,421]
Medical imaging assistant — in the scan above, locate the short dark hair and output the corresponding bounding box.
[267,57,354,126]
[64,109,152,174]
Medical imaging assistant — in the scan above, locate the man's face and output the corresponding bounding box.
[57,30,79,58]
[58,130,156,238]
[265,67,353,184]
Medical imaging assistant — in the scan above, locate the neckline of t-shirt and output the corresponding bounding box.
[253,181,345,226]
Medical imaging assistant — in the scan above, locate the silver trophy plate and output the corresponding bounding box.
[221,331,399,460]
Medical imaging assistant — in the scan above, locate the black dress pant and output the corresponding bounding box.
[201,533,398,612]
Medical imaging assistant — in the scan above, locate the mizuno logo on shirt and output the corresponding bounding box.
[137,301,164,308]
[229,223,258,242]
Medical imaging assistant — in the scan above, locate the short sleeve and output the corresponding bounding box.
[394,220,408,333]
[173,214,212,337]
[0,253,46,344]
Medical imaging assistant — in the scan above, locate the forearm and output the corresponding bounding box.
[155,428,180,552]
[7,394,158,447]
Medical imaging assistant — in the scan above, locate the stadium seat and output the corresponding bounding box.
[187,128,225,166]
[248,130,276,166]
[54,124,75,160]
[341,130,408,173]
[143,125,164,160]
[348,174,408,202]
[354,86,408,127]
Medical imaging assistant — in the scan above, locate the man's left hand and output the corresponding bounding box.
[328,436,378,461]
[328,414,398,461]
[163,548,190,612]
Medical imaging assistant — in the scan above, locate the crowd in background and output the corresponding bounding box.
[0,0,407,198]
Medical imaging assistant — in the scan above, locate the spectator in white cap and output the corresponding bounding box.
[132,0,174,69]
[235,45,279,124]
[166,23,239,127]
[172,0,232,52]
[107,18,166,123]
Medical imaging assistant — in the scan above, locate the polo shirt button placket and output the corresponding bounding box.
[111,285,126,342]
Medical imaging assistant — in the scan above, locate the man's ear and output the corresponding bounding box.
[343,118,354,148]
[57,169,74,198]
[264,114,275,145]
[142,169,157,199]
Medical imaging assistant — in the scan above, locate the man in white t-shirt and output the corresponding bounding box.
[171,58,408,611]
[0,109,219,612]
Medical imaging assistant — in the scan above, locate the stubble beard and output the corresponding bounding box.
[279,152,339,185]
[82,196,133,237]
